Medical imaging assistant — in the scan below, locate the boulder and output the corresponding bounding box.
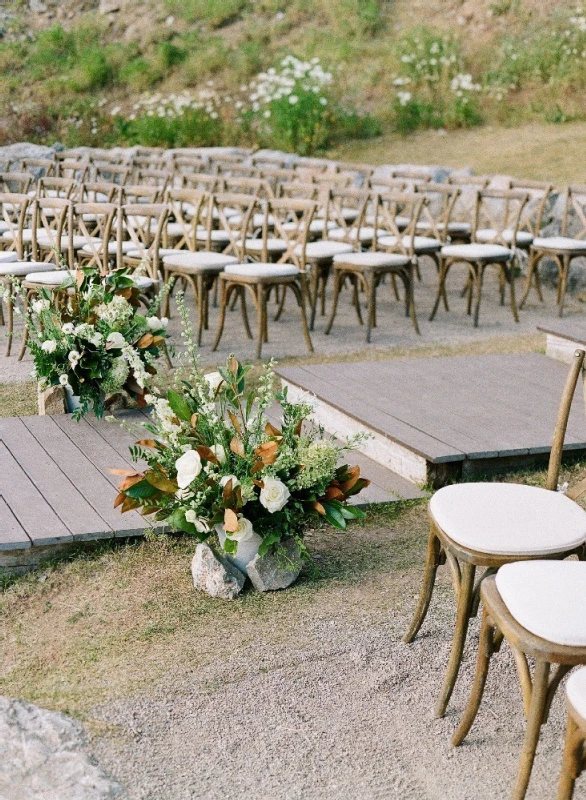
[246,538,303,592]
[0,142,60,173]
[191,543,246,600]
[38,385,67,416]
[0,696,122,800]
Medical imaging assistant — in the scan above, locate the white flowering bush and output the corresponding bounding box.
[392,29,482,132]
[21,266,169,419]
[110,89,223,147]
[114,311,370,558]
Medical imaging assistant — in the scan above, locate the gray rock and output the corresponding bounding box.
[246,538,303,592]
[191,543,246,600]
[99,0,121,13]
[38,384,67,415]
[0,142,59,173]
[0,696,122,800]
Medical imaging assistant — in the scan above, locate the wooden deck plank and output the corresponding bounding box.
[538,321,586,347]
[0,440,72,546]
[0,417,113,540]
[21,416,146,535]
[0,496,31,551]
[84,409,146,465]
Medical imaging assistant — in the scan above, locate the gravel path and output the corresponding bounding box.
[90,559,573,800]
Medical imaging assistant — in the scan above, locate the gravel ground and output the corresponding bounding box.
[2,261,585,384]
[89,567,573,800]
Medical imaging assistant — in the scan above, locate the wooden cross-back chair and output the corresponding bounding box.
[222,176,274,200]
[118,184,162,204]
[93,163,130,186]
[182,173,224,194]
[135,168,174,191]
[520,184,586,317]
[212,197,315,359]
[259,168,299,194]
[70,202,117,274]
[390,168,432,183]
[558,666,586,799]
[324,191,426,342]
[164,188,209,251]
[30,197,71,263]
[325,187,372,246]
[172,155,210,176]
[0,172,33,194]
[78,181,121,205]
[250,154,289,169]
[56,159,90,183]
[20,158,56,178]
[118,202,169,282]
[37,176,76,200]
[405,348,586,727]
[429,188,528,327]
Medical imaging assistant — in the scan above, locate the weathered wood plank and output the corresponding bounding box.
[0,440,72,546]
[0,417,113,541]
[0,496,31,551]
[84,409,147,464]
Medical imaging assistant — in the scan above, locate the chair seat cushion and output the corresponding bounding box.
[299,241,354,261]
[224,263,299,279]
[328,226,375,244]
[163,252,238,272]
[133,276,154,291]
[566,666,586,721]
[2,228,33,243]
[195,229,231,243]
[25,269,73,285]
[333,251,410,269]
[244,238,288,253]
[0,261,51,277]
[81,241,135,256]
[430,483,586,556]
[318,207,358,223]
[495,560,586,647]
[281,219,336,235]
[125,248,178,259]
[533,236,586,251]
[438,221,472,237]
[0,252,18,264]
[377,234,441,252]
[476,228,534,247]
[36,234,101,249]
[441,243,512,261]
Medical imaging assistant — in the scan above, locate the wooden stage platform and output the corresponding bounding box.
[0,410,421,573]
[278,353,586,487]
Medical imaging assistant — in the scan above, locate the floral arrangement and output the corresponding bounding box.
[22,266,169,419]
[113,350,370,559]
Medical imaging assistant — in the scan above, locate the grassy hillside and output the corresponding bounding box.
[2,0,586,159]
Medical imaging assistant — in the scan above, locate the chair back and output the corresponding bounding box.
[474,189,529,247]
[78,181,121,204]
[222,176,274,200]
[260,197,317,268]
[70,202,117,274]
[165,188,209,251]
[0,172,33,194]
[93,163,130,185]
[30,197,71,264]
[119,184,162,204]
[57,159,90,183]
[325,187,370,245]
[560,186,586,240]
[368,176,408,192]
[182,173,224,194]
[172,155,209,175]
[135,168,173,191]
[117,203,169,279]
[547,349,586,491]
[20,158,56,178]
[374,192,427,259]
[37,177,76,200]
[509,179,553,236]
[414,182,461,242]
[0,192,32,259]
[206,192,258,261]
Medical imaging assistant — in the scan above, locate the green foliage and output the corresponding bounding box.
[68,48,113,91]
[157,41,187,70]
[114,107,222,148]
[164,0,248,27]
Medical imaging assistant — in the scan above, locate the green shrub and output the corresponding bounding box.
[157,41,187,70]
[68,48,113,91]
[121,58,164,91]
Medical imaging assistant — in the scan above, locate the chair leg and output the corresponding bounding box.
[256,284,266,359]
[507,261,520,323]
[472,264,485,328]
[309,262,320,331]
[274,284,287,321]
[452,608,499,745]
[240,287,253,340]
[324,269,342,335]
[429,260,451,322]
[291,278,314,354]
[520,250,539,308]
[17,289,31,361]
[511,660,551,800]
[558,255,570,318]
[403,527,443,643]
[212,279,228,352]
[5,278,14,357]
[352,276,364,326]
[435,560,476,718]
[557,716,583,800]
[365,273,376,343]
[195,274,205,346]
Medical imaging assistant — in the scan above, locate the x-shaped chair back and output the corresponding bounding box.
[390,168,432,184]
[509,179,554,236]
[560,185,586,239]
[223,177,274,200]
[30,197,71,263]
[57,160,90,183]
[374,191,427,259]
[20,158,56,178]
[0,173,33,194]
[119,184,162,204]
[256,197,317,269]
[475,189,529,247]
[93,163,130,185]
[414,182,461,242]
[368,176,408,192]
[205,192,258,261]
[78,181,120,204]
[0,192,31,259]
[131,155,166,173]
[182,173,224,194]
[326,187,370,245]
[165,188,209,251]
[172,156,209,176]
[135,168,173,192]
[37,177,76,200]
[70,202,117,274]
[117,203,169,279]
[279,181,320,202]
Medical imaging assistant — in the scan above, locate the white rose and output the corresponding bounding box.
[68,350,80,365]
[106,331,125,349]
[62,323,75,335]
[204,371,223,393]
[220,474,239,490]
[160,316,169,329]
[185,510,209,533]
[260,477,290,513]
[226,516,255,542]
[58,374,69,386]
[175,449,202,489]
[146,316,161,330]
[41,339,57,353]
[210,444,226,464]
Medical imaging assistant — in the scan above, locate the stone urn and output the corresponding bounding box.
[215,524,263,574]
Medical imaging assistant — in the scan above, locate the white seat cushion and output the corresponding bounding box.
[195,229,231,244]
[126,248,178,258]
[332,251,410,268]
[298,241,354,261]
[441,243,512,260]
[533,236,586,251]
[281,219,336,234]
[133,276,154,290]
[566,666,586,721]
[430,483,586,556]
[378,234,441,251]
[0,261,52,277]
[224,263,299,279]
[0,221,10,234]
[244,238,288,253]
[35,233,101,249]
[495,560,586,647]
[163,252,238,271]
[475,228,534,247]
[81,240,135,256]
[0,252,18,264]
[2,228,33,243]
[318,207,358,223]
[328,226,375,244]
[25,269,73,285]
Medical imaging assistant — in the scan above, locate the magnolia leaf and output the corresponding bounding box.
[121,495,140,513]
[321,501,347,530]
[190,413,198,428]
[258,530,282,557]
[113,492,126,509]
[151,335,165,346]
[264,422,282,438]
[167,389,193,422]
[230,436,245,458]
[125,479,159,499]
[324,486,346,502]
[294,419,303,437]
[135,439,158,449]
[136,333,154,349]
[145,470,177,493]
[75,269,84,289]
[125,376,143,396]
[197,445,217,463]
[135,391,148,409]
[311,500,326,516]
[145,364,157,375]
[228,411,242,435]
[224,508,239,533]
[252,479,264,488]
[118,474,145,491]
[250,460,264,475]
[109,468,140,477]
[345,478,371,497]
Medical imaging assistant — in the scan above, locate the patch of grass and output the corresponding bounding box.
[164,0,248,27]
[0,382,37,418]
